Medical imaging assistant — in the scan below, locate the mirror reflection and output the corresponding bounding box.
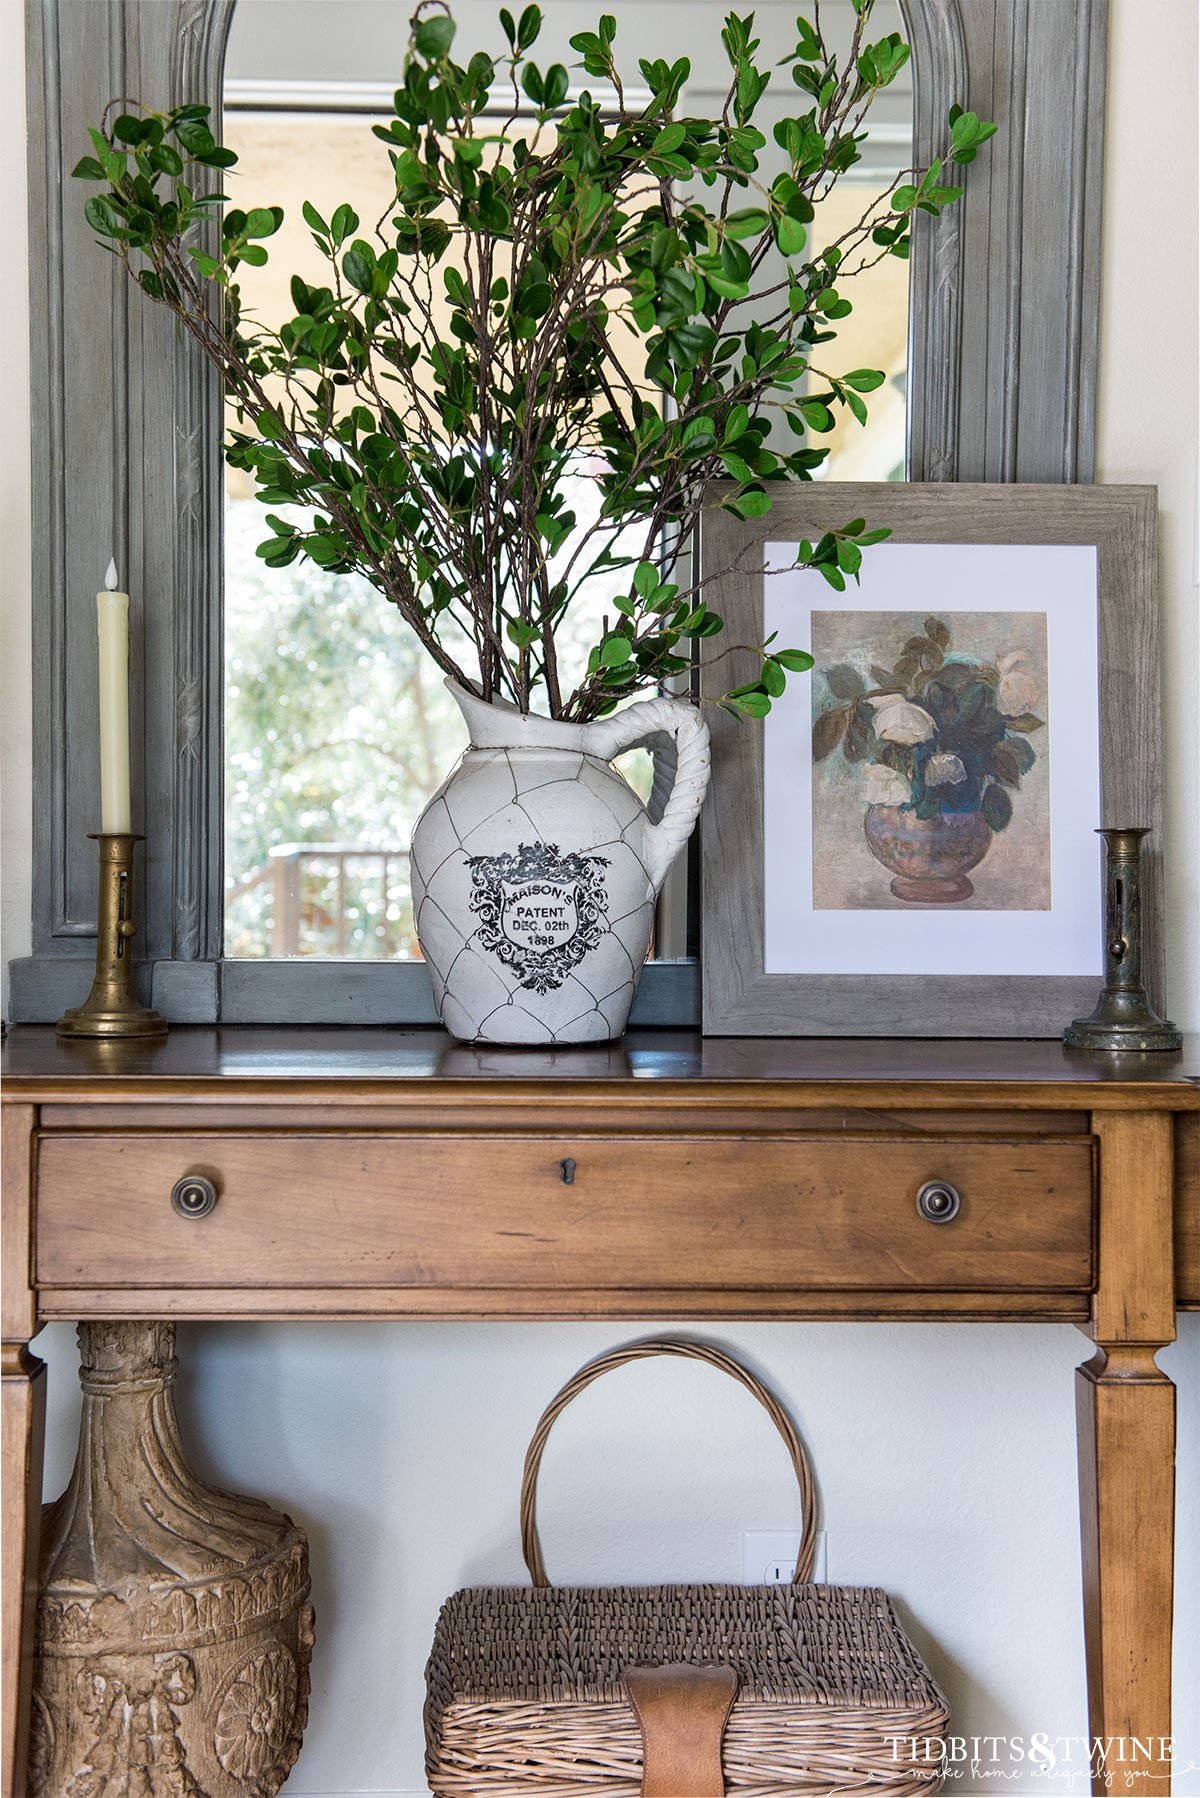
[221,0,913,961]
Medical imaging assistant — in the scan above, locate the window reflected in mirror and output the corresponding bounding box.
[222,0,912,960]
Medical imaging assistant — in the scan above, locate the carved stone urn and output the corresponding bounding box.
[410,682,710,1045]
[30,1323,314,1797]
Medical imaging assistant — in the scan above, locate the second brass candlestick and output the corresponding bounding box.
[56,834,167,1039]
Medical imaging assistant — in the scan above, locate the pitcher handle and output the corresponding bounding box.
[584,696,711,894]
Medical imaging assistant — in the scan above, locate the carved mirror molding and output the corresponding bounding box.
[11,0,1109,1023]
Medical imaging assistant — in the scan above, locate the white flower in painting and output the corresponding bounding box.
[995,649,1039,716]
[925,752,967,787]
[867,696,936,745]
[863,762,911,806]
[996,668,1040,716]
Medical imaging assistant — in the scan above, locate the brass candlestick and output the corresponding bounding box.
[57,833,168,1039]
[1063,827,1181,1052]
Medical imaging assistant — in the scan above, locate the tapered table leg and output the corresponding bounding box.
[1078,1113,1177,1795]
[1,1343,46,1798]
[2,1102,42,1798]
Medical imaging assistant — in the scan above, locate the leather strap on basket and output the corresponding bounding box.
[624,1662,738,1798]
[520,1338,818,1585]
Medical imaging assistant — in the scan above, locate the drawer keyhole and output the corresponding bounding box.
[916,1180,961,1224]
[171,1174,218,1219]
[560,1158,577,1185]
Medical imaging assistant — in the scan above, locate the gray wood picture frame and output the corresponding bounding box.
[700,483,1162,1037]
[10,0,1110,1025]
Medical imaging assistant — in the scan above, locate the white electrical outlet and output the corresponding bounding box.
[742,1530,827,1584]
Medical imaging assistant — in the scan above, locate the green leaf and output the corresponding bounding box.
[722,404,750,444]
[599,635,633,665]
[84,195,123,237]
[682,418,717,450]
[799,399,835,432]
[331,203,360,246]
[174,118,217,156]
[774,648,814,672]
[844,368,886,392]
[302,200,330,235]
[71,155,106,180]
[149,144,184,177]
[761,659,787,697]
[1005,712,1045,733]
[725,207,769,239]
[633,560,659,597]
[653,122,686,153]
[542,63,569,109]
[721,451,755,485]
[414,14,456,58]
[343,242,376,292]
[774,213,807,255]
[245,206,280,238]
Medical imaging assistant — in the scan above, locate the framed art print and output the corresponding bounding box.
[700,484,1162,1036]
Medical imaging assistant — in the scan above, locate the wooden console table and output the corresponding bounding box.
[3,1026,1197,1796]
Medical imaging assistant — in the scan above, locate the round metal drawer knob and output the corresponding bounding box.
[916,1179,961,1223]
[171,1174,218,1219]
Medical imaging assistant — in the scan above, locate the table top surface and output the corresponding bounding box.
[3,1024,1198,1099]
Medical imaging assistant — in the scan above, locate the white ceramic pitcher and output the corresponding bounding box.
[410,682,711,1044]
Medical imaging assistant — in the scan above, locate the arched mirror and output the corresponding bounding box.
[12,0,1108,1023]
[218,0,914,970]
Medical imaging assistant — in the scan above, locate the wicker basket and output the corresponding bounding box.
[426,1340,947,1798]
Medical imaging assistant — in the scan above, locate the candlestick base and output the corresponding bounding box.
[56,834,168,1040]
[1062,1011,1183,1053]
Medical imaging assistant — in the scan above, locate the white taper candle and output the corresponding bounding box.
[97,558,132,833]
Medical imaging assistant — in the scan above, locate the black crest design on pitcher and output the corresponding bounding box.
[466,842,610,993]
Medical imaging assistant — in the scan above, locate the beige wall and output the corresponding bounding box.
[3,4,1197,1794]
[0,0,32,1011]
[1096,0,1199,1025]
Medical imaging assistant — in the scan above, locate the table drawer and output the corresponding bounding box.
[35,1132,1095,1294]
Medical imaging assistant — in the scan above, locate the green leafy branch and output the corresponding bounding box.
[73,3,993,720]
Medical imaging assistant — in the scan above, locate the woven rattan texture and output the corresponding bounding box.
[425,1584,947,1795]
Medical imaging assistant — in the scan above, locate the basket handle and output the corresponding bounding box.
[520,1337,818,1587]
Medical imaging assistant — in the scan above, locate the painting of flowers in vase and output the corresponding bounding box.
[810,610,1050,910]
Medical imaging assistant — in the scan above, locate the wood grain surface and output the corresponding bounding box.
[3,1024,1197,1098]
[1175,1112,1199,1308]
[36,1132,1095,1296]
[1077,1113,1178,1793]
[1,1348,44,1798]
